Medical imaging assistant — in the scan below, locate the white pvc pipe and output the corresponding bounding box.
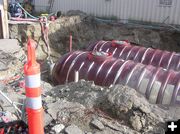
[74,71,79,82]
[0,90,22,114]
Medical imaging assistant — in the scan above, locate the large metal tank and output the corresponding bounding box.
[52,51,180,106]
[87,40,180,71]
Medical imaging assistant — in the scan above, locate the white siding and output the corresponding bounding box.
[35,0,180,25]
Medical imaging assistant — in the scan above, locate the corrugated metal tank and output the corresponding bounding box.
[35,0,180,25]
[87,40,180,71]
[52,51,180,105]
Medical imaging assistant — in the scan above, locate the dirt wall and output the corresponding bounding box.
[9,12,180,60]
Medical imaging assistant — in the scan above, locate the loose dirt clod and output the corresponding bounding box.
[65,124,84,134]
[51,124,65,133]
[90,119,105,130]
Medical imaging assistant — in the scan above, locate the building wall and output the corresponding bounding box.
[35,0,180,25]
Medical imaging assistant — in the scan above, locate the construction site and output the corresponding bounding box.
[0,0,180,134]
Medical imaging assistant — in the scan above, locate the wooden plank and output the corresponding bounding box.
[3,0,9,38]
[0,10,3,39]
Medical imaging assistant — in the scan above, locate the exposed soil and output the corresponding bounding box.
[9,10,180,61]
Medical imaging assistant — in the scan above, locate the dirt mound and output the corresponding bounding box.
[43,80,176,133]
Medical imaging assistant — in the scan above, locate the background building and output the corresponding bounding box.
[35,0,180,25]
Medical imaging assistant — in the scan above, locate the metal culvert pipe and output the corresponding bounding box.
[87,40,180,71]
[52,51,180,106]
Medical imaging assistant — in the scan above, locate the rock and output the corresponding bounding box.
[94,129,124,134]
[130,115,142,131]
[104,85,171,132]
[165,106,180,120]
[65,124,84,134]
[43,95,55,104]
[41,81,53,95]
[46,100,85,123]
[90,119,104,130]
[0,39,20,54]
[44,112,53,127]
[98,117,138,133]
[51,124,65,133]
[0,50,16,71]
[50,80,108,109]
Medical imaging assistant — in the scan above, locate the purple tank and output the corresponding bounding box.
[87,40,180,71]
[52,51,180,106]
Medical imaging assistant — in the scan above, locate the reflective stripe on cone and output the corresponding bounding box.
[25,73,41,88]
[26,96,42,110]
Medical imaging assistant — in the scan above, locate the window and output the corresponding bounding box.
[159,0,173,6]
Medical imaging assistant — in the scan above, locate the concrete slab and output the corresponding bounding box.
[0,39,20,53]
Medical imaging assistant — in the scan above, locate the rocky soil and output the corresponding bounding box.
[1,78,179,134]
[42,80,180,134]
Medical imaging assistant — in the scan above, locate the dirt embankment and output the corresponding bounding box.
[9,11,180,61]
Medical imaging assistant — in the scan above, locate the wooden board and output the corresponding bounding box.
[0,10,3,39]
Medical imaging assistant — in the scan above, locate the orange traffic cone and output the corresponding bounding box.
[24,38,44,134]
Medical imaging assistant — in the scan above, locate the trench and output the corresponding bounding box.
[3,12,180,133]
[9,13,180,59]
[8,12,180,101]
